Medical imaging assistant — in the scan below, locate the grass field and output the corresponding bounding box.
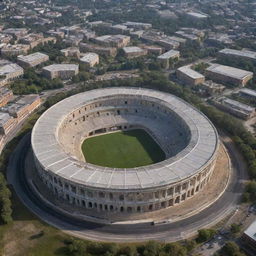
[81,129,165,168]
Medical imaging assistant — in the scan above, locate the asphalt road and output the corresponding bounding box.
[7,133,247,242]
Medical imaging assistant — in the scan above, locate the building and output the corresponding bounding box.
[0,88,13,107]
[142,45,163,55]
[0,63,24,86]
[218,48,256,62]
[1,44,30,57]
[31,87,219,221]
[239,88,256,101]
[0,112,16,135]
[177,65,205,86]
[17,52,49,68]
[3,94,41,121]
[206,64,253,87]
[242,220,256,253]
[19,33,56,49]
[42,64,79,80]
[80,53,99,67]
[213,97,255,120]
[3,28,28,38]
[201,81,225,96]
[157,50,180,69]
[61,47,80,58]
[187,12,208,20]
[79,42,117,57]
[123,21,152,30]
[122,46,148,58]
[93,35,130,48]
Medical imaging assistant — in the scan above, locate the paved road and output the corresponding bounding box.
[7,133,247,242]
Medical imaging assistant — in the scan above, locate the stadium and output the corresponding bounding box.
[31,87,219,219]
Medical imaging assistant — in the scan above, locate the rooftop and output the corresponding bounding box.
[206,64,253,80]
[123,46,145,53]
[239,88,256,98]
[43,64,78,72]
[219,48,256,60]
[17,52,49,63]
[157,50,180,59]
[178,65,205,79]
[31,88,218,190]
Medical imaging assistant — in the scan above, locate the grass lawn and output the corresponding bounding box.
[81,129,165,168]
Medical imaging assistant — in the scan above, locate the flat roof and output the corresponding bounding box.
[187,12,208,19]
[31,88,218,190]
[223,98,255,112]
[240,88,256,98]
[219,48,256,60]
[157,50,180,59]
[123,46,145,53]
[206,64,253,80]
[80,52,99,63]
[0,63,23,75]
[17,52,49,63]
[244,220,256,241]
[43,64,78,72]
[178,65,205,80]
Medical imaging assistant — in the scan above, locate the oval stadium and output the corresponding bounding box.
[31,87,219,219]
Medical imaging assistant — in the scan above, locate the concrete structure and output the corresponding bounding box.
[177,65,205,86]
[61,47,80,58]
[80,53,99,67]
[243,220,256,253]
[79,42,117,57]
[42,64,79,80]
[0,63,24,86]
[1,44,30,57]
[122,47,148,59]
[206,64,253,87]
[218,48,256,62]
[19,33,56,49]
[3,28,28,38]
[157,50,180,69]
[187,12,208,20]
[239,88,256,101]
[93,35,130,48]
[123,22,152,30]
[0,112,16,135]
[213,97,255,120]
[17,52,49,68]
[3,94,41,121]
[0,88,13,107]
[31,87,219,220]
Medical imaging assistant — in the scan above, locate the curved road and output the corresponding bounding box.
[7,133,247,242]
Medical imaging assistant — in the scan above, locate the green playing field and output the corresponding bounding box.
[81,129,165,168]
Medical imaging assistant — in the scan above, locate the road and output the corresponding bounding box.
[6,132,248,243]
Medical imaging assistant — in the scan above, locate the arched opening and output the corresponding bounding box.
[120,206,124,212]
[175,196,180,204]
[88,202,92,208]
[137,206,141,212]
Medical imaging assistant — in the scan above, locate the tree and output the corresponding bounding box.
[221,241,246,256]
[230,223,241,234]
[163,242,187,256]
[142,241,161,256]
[196,229,216,243]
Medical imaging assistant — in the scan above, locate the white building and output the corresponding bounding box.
[17,52,49,68]
[42,64,79,80]
[157,50,180,68]
[0,63,24,86]
[122,46,148,58]
[80,53,99,67]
